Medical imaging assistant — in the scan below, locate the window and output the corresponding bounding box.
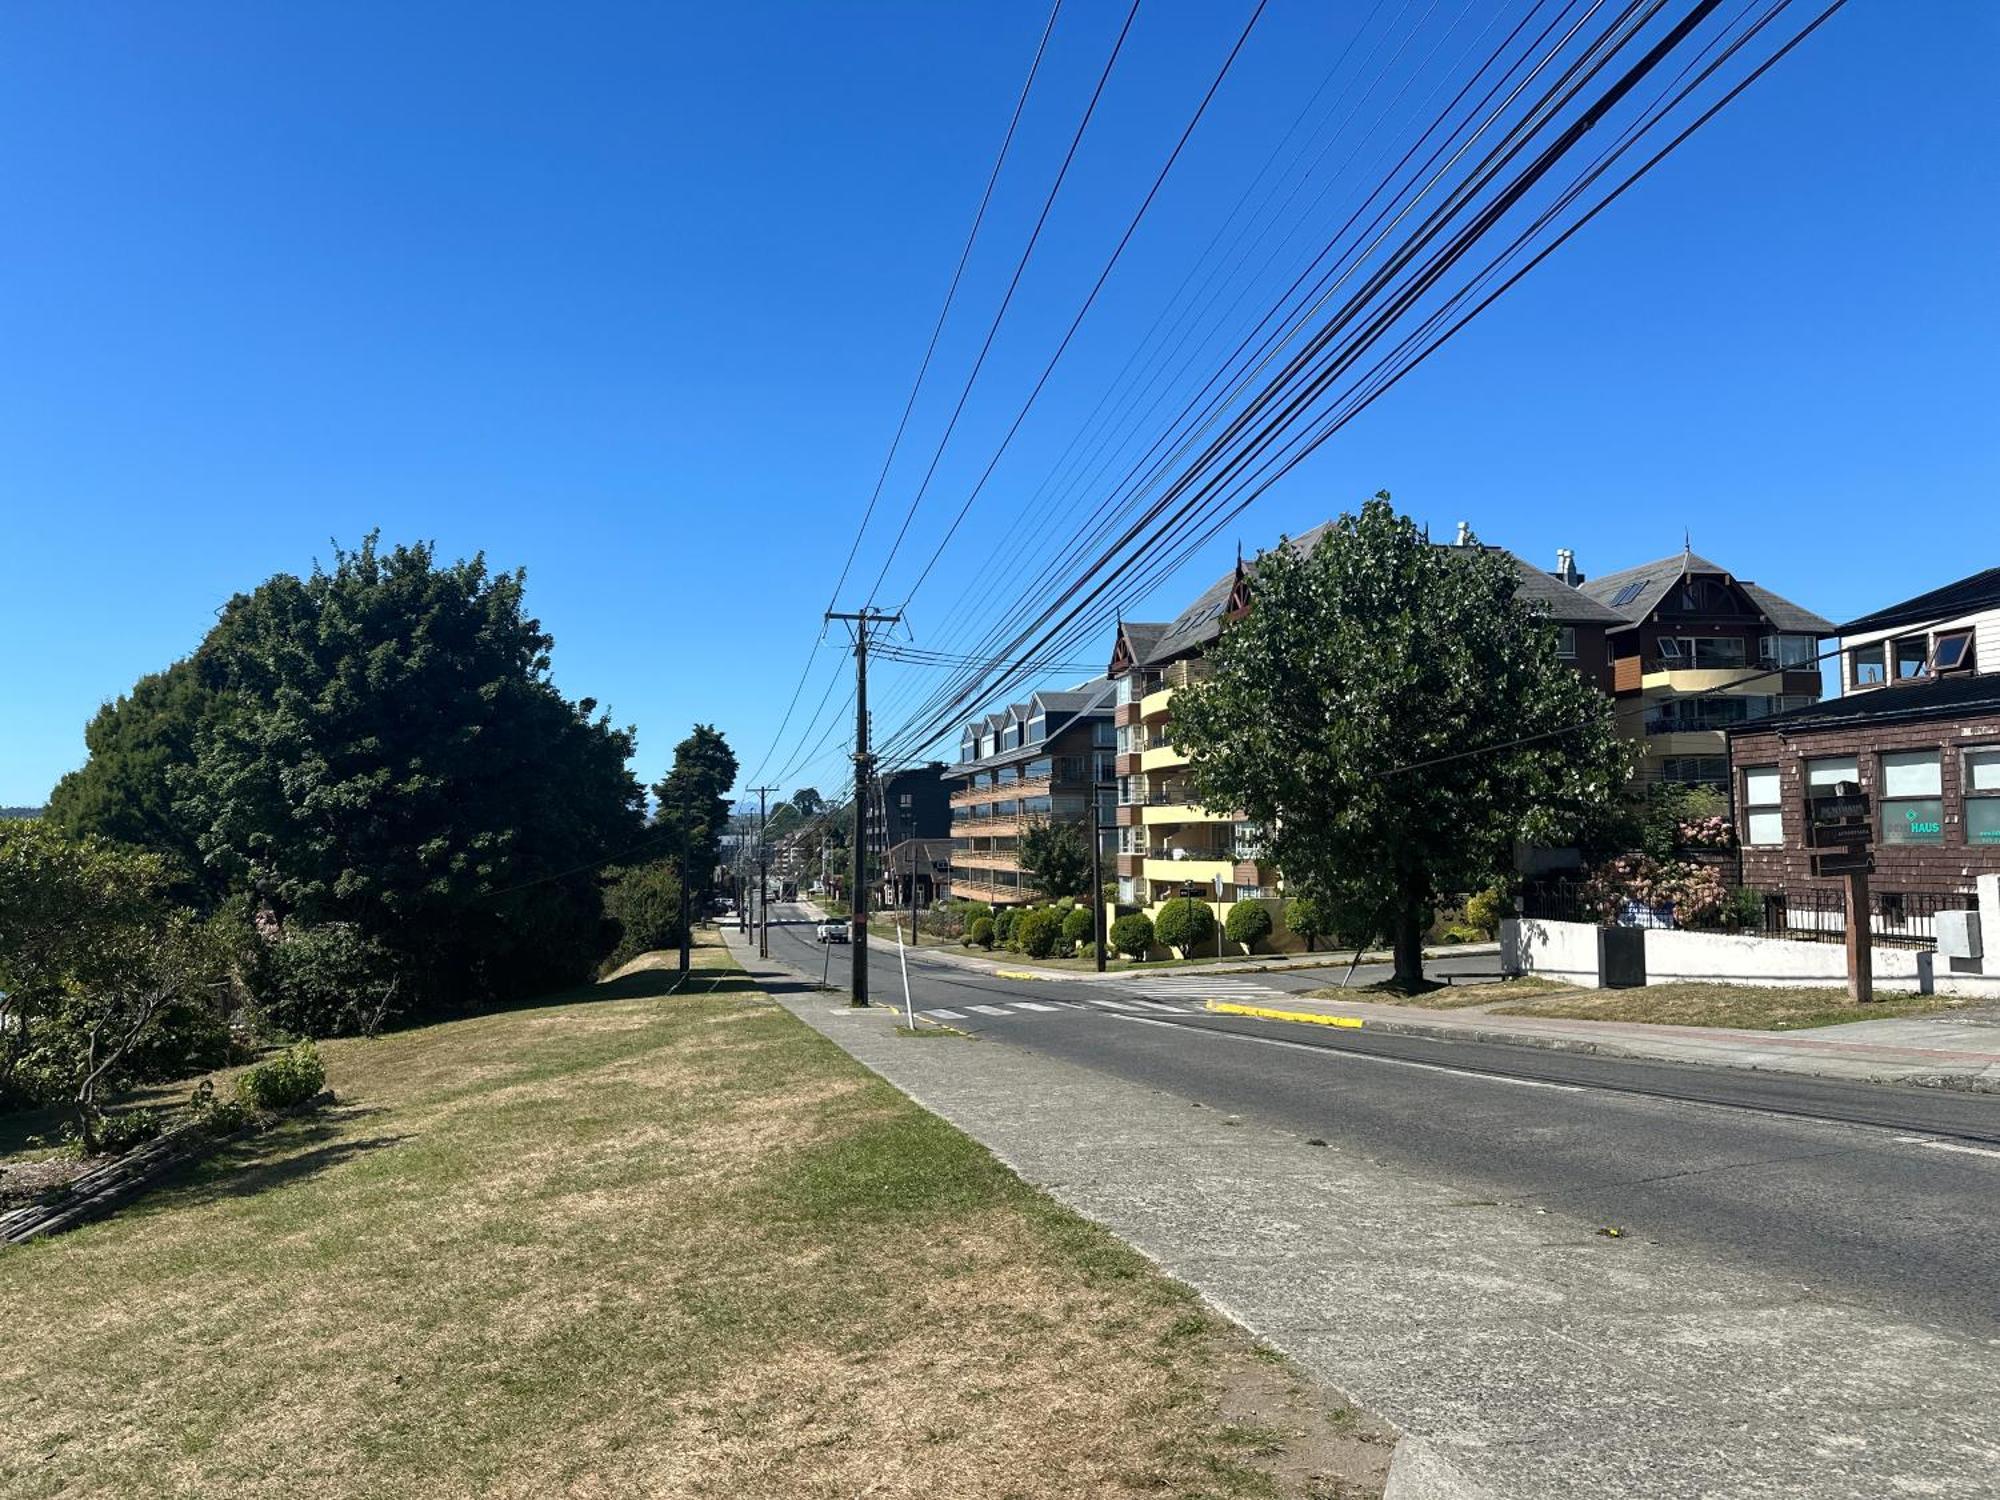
[1656,636,1747,668]
[1741,765,1783,846]
[1879,749,1942,845]
[1965,748,2000,846]
[1849,643,1886,688]
[1554,626,1576,658]
[1760,634,1817,667]
[1805,755,1858,793]
[1027,714,1047,743]
[1659,756,1727,786]
[1092,721,1117,748]
[1894,636,1931,681]
[1933,630,1975,673]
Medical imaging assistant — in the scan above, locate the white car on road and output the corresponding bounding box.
[815,921,849,944]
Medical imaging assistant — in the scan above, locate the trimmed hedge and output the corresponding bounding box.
[1109,912,1154,961]
[1060,907,1095,949]
[1224,900,1272,950]
[1154,898,1216,957]
[1015,908,1063,960]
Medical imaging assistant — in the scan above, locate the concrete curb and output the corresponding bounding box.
[1384,1437,1505,1500]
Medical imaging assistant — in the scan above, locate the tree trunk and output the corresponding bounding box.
[1392,903,1425,990]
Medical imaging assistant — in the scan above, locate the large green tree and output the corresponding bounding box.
[1017,817,1093,901]
[45,659,220,899]
[173,535,646,1012]
[1170,497,1629,987]
[651,724,738,899]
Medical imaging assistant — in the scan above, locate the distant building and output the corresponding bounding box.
[1564,548,1834,791]
[880,837,954,911]
[1730,567,2000,899]
[945,685,1117,907]
[863,763,949,892]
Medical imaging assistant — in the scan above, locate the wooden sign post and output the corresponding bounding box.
[1808,782,1874,1004]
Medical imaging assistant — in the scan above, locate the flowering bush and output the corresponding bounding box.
[1576,854,1731,928]
[1676,815,1735,850]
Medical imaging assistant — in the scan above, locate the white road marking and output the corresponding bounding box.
[1109,1014,1584,1090]
[1895,1135,2000,1160]
[1088,998,1146,1011]
[1012,1001,1060,1012]
[924,1008,966,1021]
[968,1004,1012,1016]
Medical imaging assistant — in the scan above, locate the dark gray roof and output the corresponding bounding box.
[1142,522,1336,666]
[1578,551,1833,633]
[1031,678,1115,713]
[1839,567,2000,636]
[1446,543,1627,624]
[1115,622,1168,669]
[1727,672,2000,736]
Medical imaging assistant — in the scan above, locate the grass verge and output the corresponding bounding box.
[1487,981,1969,1031]
[0,935,1386,1498]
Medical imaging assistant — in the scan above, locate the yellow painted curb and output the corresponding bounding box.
[1206,1000,1364,1029]
[993,970,1046,981]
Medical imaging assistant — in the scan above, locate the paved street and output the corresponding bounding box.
[738,900,2000,1496]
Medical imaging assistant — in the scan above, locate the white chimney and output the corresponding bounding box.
[1553,548,1583,587]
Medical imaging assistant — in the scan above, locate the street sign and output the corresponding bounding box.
[1808,784,1870,826]
[1809,821,1874,849]
[1811,849,1875,878]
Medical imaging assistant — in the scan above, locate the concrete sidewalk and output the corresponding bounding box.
[721,923,2000,1500]
[1200,991,2000,1094]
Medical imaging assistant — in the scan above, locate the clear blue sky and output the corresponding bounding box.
[2,1,1994,807]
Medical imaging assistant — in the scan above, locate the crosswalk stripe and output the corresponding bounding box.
[1012,1001,1059,1012]
[924,1008,966,1020]
[968,1004,1012,1016]
[1088,998,1144,1011]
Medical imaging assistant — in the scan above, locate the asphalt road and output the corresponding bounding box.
[750,901,2000,1337]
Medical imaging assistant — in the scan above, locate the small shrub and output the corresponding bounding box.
[1284,894,1326,952]
[93,1108,162,1156]
[1154,898,1217,958]
[968,917,996,949]
[1061,907,1095,950]
[1016,908,1063,959]
[1463,885,1512,937]
[1719,885,1769,931]
[1224,900,1272,951]
[1110,913,1155,961]
[993,908,1018,946]
[236,1040,327,1112]
[188,1078,251,1134]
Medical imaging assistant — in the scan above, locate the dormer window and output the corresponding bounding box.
[1894,636,1931,681]
[1933,630,1975,673]
[1849,643,1887,688]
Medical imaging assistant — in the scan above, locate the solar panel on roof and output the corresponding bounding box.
[1610,581,1646,607]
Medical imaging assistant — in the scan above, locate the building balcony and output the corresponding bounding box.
[1140,686,1176,721]
[1141,855,1235,889]
[1139,743,1188,774]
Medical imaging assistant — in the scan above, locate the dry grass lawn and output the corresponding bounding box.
[0,936,1386,1499]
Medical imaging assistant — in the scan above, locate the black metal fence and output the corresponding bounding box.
[1520,881,1976,951]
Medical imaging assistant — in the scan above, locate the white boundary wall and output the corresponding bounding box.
[1500,917,2000,999]
[1501,917,1603,988]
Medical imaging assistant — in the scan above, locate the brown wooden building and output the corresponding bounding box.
[1729,568,2000,898]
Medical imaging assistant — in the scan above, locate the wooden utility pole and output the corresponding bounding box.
[825,607,900,1006]
[749,784,780,959]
